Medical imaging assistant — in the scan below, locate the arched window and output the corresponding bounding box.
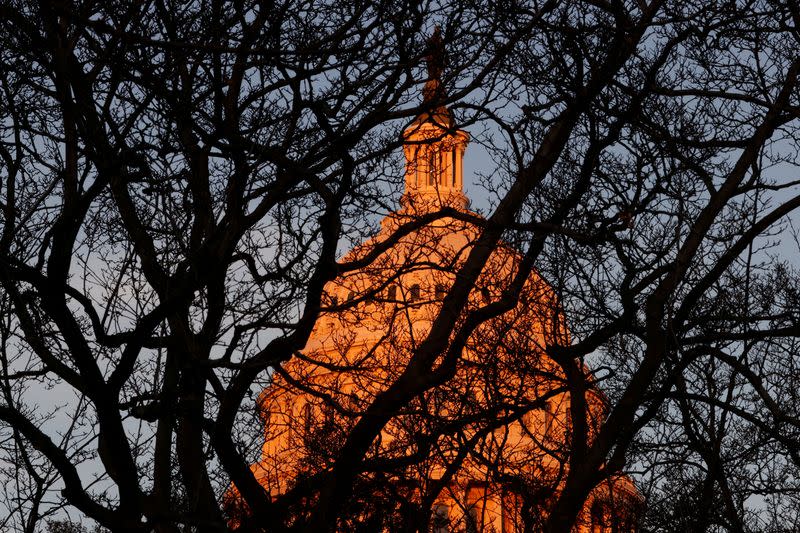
[322,402,335,424]
[409,284,421,302]
[428,150,438,185]
[348,392,360,410]
[451,149,457,186]
[543,400,554,438]
[435,283,447,301]
[414,146,421,186]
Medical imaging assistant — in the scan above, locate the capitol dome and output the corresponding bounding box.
[232,46,641,532]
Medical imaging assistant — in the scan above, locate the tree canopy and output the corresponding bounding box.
[2,0,800,531]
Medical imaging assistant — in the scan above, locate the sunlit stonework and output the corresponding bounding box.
[232,42,641,532]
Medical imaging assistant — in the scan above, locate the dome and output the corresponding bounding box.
[249,208,637,532]
[232,46,641,531]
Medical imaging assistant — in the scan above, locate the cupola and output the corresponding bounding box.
[402,27,469,209]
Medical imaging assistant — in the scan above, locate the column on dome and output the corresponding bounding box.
[442,146,453,187]
[456,143,464,190]
[403,144,419,188]
[427,145,437,186]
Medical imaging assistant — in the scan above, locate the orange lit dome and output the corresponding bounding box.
[238,101,640,531]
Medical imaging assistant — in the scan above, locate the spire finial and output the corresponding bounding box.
[426,26,445,82]
[423,26,446,104]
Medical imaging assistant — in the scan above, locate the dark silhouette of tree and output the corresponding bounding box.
[46,520,108,533]
[2,0,800,532]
